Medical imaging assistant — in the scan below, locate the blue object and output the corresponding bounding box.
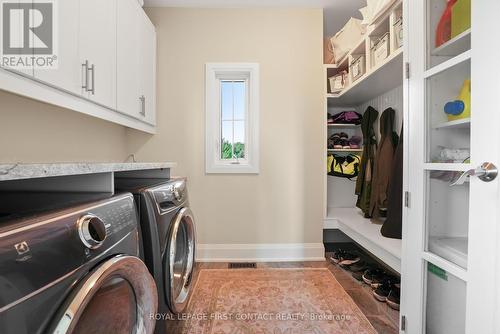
[444,100,465,115]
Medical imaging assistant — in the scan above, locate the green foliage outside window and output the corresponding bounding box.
[221,139,245,159]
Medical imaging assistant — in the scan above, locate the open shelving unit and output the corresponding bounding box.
[327,208,402,273]
[329,49,403,106]
[323,0,404,272]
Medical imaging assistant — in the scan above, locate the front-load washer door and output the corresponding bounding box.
[49,255,158,334]
[164,207,196,314]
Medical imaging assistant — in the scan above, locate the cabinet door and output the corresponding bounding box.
[79,0,116,108]
[34,0,79,94]
[139,12,157,125]
[0,0,33,76]
[403,1,500,333]
[116,0,141,118]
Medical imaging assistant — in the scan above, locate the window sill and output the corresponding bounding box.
[206,164,259,174]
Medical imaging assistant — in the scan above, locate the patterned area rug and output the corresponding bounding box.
[169,268,376,334]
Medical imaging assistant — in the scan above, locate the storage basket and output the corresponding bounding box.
[350,55,366,82]
[393,17,403,49]
[371,32,390,67]
[328,71,348,93]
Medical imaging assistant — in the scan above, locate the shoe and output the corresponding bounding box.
[329,249,360,266]
[329,249,346,263]
[333,139,344,149]
[341,139,351,149]
[386,286,401,310]
[373,280,392,302]
[370,274,400,289]
[349,135,362,149]
[339,132,349,139]
[347,261,368,272]
[328,134,339,149]
[338,252,360,266]
[352,271,364,281]
[362,268,385,285]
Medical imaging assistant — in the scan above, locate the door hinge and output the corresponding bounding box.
[405,62,410,79]
[404,191,410,207]
[401,315,407,331]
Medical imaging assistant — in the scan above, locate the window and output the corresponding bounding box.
[205,63,259,173]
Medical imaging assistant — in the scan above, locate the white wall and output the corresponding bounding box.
[0,90,129,163]
[126,8,325,258]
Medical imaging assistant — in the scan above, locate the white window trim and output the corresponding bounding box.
[205,63,260,174]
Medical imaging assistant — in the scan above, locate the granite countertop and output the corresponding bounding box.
[0,162,177,181]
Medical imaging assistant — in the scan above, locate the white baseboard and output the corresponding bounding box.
[196,243,325,262]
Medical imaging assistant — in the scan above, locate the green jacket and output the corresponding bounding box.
[356,106,379,217]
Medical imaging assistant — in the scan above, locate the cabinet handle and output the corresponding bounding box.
[88,64,95,95]
[139,95,146,116]
[81,60,89,90]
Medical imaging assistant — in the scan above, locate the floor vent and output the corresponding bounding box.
[228,262,257,269]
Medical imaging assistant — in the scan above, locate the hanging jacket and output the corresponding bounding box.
[355,106,379,217]
[369,107,399,218]
[381,126,403,239]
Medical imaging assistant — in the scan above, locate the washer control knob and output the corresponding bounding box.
[78,214,107,249]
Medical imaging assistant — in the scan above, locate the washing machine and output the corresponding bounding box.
[0,192,158,334]
[115,178,196,317]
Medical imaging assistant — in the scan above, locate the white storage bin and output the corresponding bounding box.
[393,17,403,49]
[328,71,348,93]
[350,55,366,82]
[371,32,390,67]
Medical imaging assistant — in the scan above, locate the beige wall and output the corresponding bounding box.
[0,8,325,246]
[127,8,324,245]
[0,91,129,163]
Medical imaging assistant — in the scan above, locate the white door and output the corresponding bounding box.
[34,0,80,94]
[116,0,141,118]
[79,0,117,108]
[402,1,500,333]
[139,11,157,125]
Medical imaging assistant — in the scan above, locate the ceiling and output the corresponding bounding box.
[143,0,366,36]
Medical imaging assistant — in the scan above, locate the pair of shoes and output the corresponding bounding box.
[370,273,400,289]
[329,249,360,266]
[373,281,400,310]
[330,133,349,149]
[362,268,385,285]
[328,133,362,150]
[350,262,372,281]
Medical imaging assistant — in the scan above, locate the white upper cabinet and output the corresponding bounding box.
[79,0,117,108]
[139,11,157,125]
[0,0,157,132]
[117,0,142,118]
[117,0,156,125]
[34,0,80,94]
